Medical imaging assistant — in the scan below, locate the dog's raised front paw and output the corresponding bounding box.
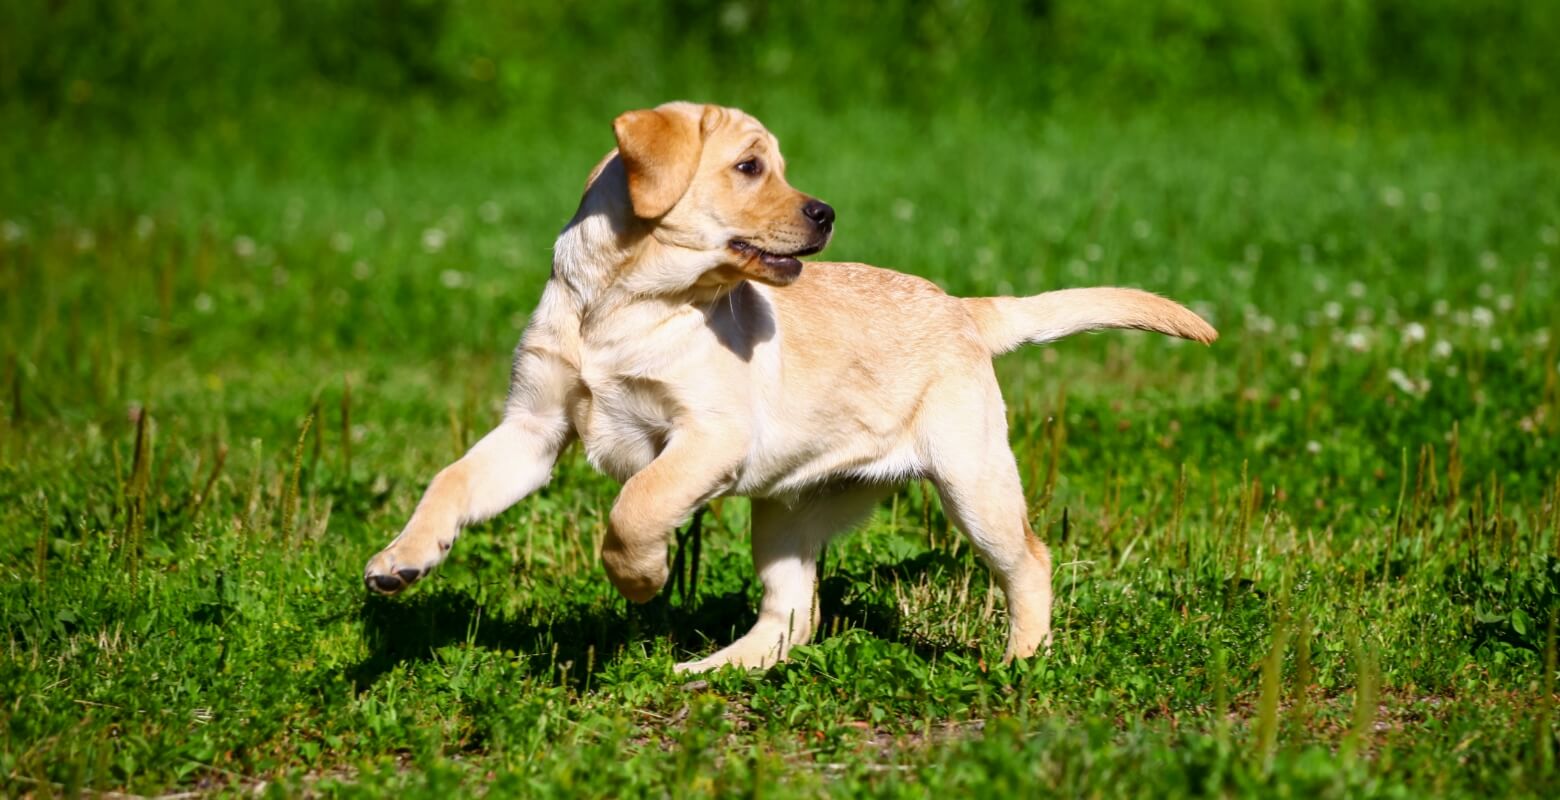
[601,543,669,604]
[362,542,444,595]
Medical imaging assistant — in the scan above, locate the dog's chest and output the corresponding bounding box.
[569,311,711,483]
[571,377,673,482]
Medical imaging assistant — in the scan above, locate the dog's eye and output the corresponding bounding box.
[734,157,763,176]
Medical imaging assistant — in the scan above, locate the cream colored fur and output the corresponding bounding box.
[363,102,1217,673]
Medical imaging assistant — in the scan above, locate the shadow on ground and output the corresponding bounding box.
[346,547,979,691]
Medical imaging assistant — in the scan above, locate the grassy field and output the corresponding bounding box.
[3,92,1560,796]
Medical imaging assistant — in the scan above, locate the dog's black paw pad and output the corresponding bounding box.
[366,573,405,594]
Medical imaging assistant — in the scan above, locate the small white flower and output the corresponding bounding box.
[1306,440,1323,455]
[1497,294,1514,312]
[1534,329,1552,348]
[1324,301,1343,321]
[1432,299,1450,316]
[134,215,156,240]
[720,1,751,32]
[330,232,354,253]
[1386,368,1431,397]
[365,208,386,230]
[1402,322,1426,344]
[439,269,468,288]
[193,293,214,313]
[1310,273,1327,291]
[234,236,256,259]
[1380,186,1404,207]
[1289,351,1307,368]
[479,201,503,224]
[892,199,915,222]
[74,229,96,252]
[1347,281,1366,298]
[352,260,373,281]
[1132,219,1152,240]
[1490,337,1503,352]
[1431,340,1453,359]
[1541,226,1558,246]
[1346,330,1370,351]
[1084,243,1103,262]
[1471,307,1494,328]
[422,227,447,253]
[502,242,524,268]
[1,220,23,244]
[1479,251,1499,272]
[1476,283,1494,300]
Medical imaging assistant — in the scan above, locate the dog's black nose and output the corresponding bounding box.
[802,200,835,229]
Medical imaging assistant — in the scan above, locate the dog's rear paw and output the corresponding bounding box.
[674,633,790,673]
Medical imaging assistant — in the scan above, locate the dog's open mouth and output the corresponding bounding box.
[727,239,822,285]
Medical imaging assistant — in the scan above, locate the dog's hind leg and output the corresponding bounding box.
[923,381,1053,662]
[675,484,888,673]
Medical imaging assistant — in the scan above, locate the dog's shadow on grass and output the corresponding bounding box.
[346,551,958,692]
[817,549,975,661]
[347,584,779,691]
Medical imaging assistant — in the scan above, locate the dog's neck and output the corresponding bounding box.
[552,154,740,313]
[552,157,640,308]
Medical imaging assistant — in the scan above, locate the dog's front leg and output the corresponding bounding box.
[363,410,571,594]
[602,428,744,603]
[364,338,576,594]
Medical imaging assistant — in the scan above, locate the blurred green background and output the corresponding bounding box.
[6,0,1560,126]
[4,2,1560,797]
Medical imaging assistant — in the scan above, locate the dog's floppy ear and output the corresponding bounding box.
[613,106,705,219]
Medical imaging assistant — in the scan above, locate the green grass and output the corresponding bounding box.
[3,99,1559,797]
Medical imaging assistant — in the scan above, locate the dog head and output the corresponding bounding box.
[601,102,834,291]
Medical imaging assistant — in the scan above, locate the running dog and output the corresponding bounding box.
[363,102,1217,672]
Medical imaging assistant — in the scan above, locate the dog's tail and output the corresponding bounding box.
[963,288,1217,356]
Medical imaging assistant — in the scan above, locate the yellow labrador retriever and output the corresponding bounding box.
[363,102,1216,672]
